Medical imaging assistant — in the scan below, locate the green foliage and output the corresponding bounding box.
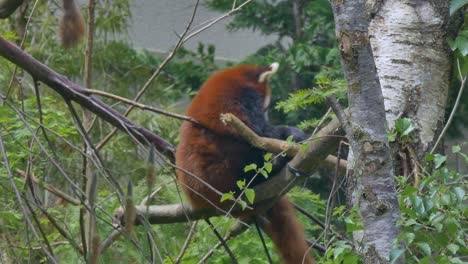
[391,147,467,264]
[389,117,417,143]
[446,1,468,138]
[276,74,345,130]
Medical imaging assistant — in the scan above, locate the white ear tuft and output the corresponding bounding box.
[258,62,280,83]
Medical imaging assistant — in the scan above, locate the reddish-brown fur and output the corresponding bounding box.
[176,65,314,263]
[59,0,85,48]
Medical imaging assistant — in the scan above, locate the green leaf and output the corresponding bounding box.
[450,257,464,264]
[333,247,345,260]
[402,232,415,244]
[429,211,444,223]
[220,192,234,202]
[402,218,417,227]
[417,242,431,256]
[411,196,425,215]
[259,168,269,178]
[425,153,434,162]
[245,188,255,204]
[390,248,404,264]
[395,118,415,136]
[447,243,460,254]
[452,33,468,56]
[239,200,247,210]
[440,193,451,205]
[237,179,246,189]
[264,162,272,173]
[433,154,447,169]
[344,217,364,232]
[264,153,272,161]
[333,205,346,216]
[244,163,257,172]
[452,145,461,153]
[401,186,417,196]
[452,187,465,202]
[450,0,468,15]
[388,131,397,142]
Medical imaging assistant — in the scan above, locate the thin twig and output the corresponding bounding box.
[198,224,248,264]
[431,58,466,154]
[83,0,97,261]
[65,100,124,197]
[13,168,81,205]
[182,0,253,43]
[293,202,347,242]
[204,219,238,264]
[82,88,202,125]
[175,221,198,264]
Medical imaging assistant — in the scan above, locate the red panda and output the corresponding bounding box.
[0,0,85,47]
[176,63,314,263]
[59,0,85,48]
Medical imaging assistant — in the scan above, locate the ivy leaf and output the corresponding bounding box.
[245,188,255,204]
[264,153,272,161]
[395,118,415,136]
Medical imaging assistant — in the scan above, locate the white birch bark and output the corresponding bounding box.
[369,0,452,159]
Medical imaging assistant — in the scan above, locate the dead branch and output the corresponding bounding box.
[13,168,81,206]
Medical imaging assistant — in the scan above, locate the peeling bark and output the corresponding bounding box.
[369,0,451,160]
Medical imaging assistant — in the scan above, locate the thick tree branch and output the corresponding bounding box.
[331,0,401,263]
[115,113,344,224]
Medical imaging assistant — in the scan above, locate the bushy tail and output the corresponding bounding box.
[59,0,85,48]
[260,197,314,264]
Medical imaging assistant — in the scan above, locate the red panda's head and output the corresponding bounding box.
[186,63,280,128]
[200,63,279,110]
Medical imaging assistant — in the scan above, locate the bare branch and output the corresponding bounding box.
[0,36,176,160]
[83,88,202,126]
[13,168,81,206]
[175,221,197,264]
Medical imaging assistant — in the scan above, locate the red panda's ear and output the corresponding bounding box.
[258,62,279,83]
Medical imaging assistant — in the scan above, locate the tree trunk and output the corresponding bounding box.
[369,0,452,161]
[331,0,402,263]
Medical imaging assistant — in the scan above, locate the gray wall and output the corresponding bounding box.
[129,0,276,61]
